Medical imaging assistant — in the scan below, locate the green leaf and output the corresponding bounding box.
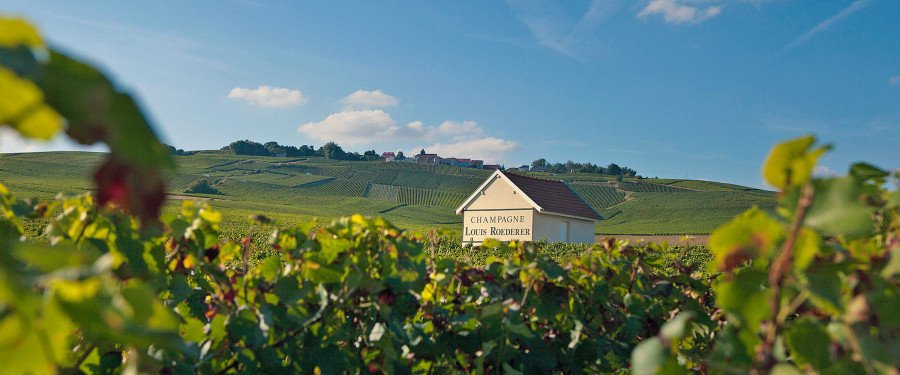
[801,177,875,237]
[848,162,888,182]
[38,51,172,170]
[180,317,206,343]
[708,207,784,271]
[258,256,281,282]
[784,319,832,370]
[0,17,44,48]
[802,263,845,314]
[762,135,828,189]
[631,338,668,375]
[0,66,63,140]
[660,312,695,341]
[793,228,820,271]
[770,363,804,375]
[713,269,769,347]
[482,238,501,249]
[0,317,56,374]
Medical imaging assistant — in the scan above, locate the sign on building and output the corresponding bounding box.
[456,170,601,245]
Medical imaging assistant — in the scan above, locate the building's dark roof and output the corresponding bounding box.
[501,171,601,221]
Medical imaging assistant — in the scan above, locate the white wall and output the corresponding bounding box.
[532,212,595,244]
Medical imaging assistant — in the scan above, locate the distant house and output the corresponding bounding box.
[414,153,441,164]
[483,164,500,170]
[518,165,530,171]
[470,160,484,169]
[381,152,396,162]
[275,152,287,158]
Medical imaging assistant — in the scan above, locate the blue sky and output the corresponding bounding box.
[1,0,898,188]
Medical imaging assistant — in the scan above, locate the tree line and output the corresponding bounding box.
[530,158,639,177]
[213,140,381,161]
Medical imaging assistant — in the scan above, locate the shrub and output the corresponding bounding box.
[184,178,220,194]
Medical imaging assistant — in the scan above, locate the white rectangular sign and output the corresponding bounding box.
[462,210,533,244]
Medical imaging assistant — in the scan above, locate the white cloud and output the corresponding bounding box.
[0,127,107,153]
[227,85,308,108]
[637,0,722,24]
[405,120,484,142]
[341,89,400,110]
[298,109,518,163]
[813,165,838,177]
[298,112,494,145]
[410,138,520,164]
[298,110,399,145]
[780,0,872,53]
[890,75,900,87]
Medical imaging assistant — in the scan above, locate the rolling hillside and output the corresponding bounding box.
[0,151,775,235]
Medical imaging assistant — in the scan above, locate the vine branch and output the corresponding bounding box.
[754,183,815,372]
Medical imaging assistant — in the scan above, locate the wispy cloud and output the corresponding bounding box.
[47,13,233,73]
[637,0,723,25]
[890,75,900,87]
[506,0,624,59]
[228,86,308,107]
[780,0,872,53]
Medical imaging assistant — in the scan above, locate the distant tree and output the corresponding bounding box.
[184,179,220,194]
[396,151,406,161]
[320,142,347,160]
[297,145,317,156]
[531,158,547,170]
[264,141,285,156]
[163,143,186,156]
[419,149,426,155]
[229,140,271,156]
[607,163,622,175]
[615,174,624,182]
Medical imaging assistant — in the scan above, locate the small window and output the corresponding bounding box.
[560,221,569,242]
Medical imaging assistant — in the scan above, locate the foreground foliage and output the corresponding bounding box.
[2,16,898,374]
[1,190,714,373]
[631,136,899,374]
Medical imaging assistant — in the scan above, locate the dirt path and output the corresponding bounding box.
[595,234,710,246]
[166,194,211,201]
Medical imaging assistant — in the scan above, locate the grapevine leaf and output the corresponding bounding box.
[631,338,668,375]
[784,319,832,370]
[660,312,695,341]
[0,66,63,140]
[848,162,888,182]
[789,177,875,237]
[708,207,784,272]
[802,263,845,314]
[770,364,804,375]
[0,17,44,48]
[713,269,769,348]
[762,135,829,190]
[793,228,820,271]
[0,317,56,374]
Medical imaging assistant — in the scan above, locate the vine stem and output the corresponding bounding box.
[73,343,96,370]
[754,183,814,372]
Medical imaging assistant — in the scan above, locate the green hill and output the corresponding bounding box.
[0,151,775,235]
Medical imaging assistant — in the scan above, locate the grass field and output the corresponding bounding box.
[0,151,775,237]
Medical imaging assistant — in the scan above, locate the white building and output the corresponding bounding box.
[456,170,601,245]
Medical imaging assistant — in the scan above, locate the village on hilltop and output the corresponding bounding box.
[381,149,523,171]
